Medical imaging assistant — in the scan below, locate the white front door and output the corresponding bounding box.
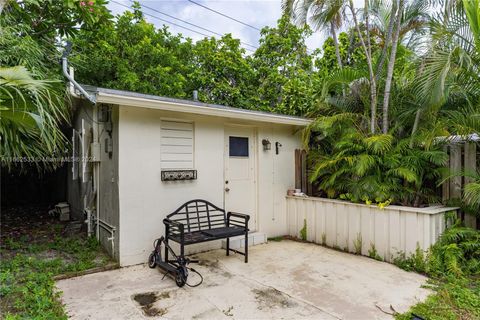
[224,126,257,230]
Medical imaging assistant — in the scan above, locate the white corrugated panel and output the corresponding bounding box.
[160,120,194,169]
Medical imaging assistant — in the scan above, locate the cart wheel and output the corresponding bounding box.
[148,253,157,268]
[175,270,186,287]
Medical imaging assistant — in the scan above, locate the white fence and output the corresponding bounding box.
[286,196,458,262]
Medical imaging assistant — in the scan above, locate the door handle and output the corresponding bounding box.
[225,187,230,192]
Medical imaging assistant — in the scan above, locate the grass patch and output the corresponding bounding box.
[0,207,111,319]
[394,225,480,320]
[396,277,480,320]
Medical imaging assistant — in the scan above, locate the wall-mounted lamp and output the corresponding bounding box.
[262,139,271,151]
[275,142,282,154]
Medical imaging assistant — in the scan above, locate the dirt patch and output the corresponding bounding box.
[132,291,171,317]
[197,258,232,278]
[197,259,220,270]
[133,292,157,306]
[252,288,297,310]
[30,249,75,264]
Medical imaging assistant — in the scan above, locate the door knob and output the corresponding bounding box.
[225,187,230,192]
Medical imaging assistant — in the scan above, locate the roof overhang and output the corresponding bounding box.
[92,88,311,126]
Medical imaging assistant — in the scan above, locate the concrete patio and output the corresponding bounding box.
[57,240,430,319]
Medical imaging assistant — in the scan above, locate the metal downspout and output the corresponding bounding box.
[61,42,99,240]
[61,42,96,104]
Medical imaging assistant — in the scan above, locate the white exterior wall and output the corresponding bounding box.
[286,196,458,262]
[118,105,302,266]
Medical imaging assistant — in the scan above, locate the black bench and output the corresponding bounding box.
[163,199,250,263]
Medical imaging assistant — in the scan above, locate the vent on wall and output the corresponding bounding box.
[160,120,194,169]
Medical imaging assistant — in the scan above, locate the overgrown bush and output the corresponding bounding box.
[426,226,480,277]
[394,223,480,320]
[306,120,447,207]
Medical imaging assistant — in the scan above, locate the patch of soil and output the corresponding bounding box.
[132,291,171,317]
[133,292,157,306]
[196,258,232,278]
[197,259,220,271]
[0,206,84,250]
[252,288,297,310]
[30,249,75,264]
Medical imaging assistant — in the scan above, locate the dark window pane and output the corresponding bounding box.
[229,136,249,157]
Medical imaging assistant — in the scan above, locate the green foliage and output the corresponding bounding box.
[71,9,192,99]
[308,121,447,207]
[251,14,318,115]
[72,12,317,116]
[0,0,113,172]
[353,233,362,255]
[368,243,382,261]
[0,234,109,319]
[393,245,427,274]
[267,236,284,242]
[427,225,480,277]
[299,219,307,241]
[394,225,480,320]
[321,233,326,245]
[190,34,255,108]
[316,29,375,76]
[396,278,480,320]
[4,0,112,39]
[0,66,69,170]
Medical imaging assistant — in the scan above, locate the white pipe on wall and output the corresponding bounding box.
[93,105,100,240]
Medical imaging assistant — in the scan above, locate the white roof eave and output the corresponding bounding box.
[96,91,311,126]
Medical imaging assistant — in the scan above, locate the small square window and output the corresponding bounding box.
[229,136,249,157]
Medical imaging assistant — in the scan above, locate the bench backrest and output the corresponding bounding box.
[166,199,226,233]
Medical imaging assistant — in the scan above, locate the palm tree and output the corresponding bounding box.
[381,0,404,133]
[0,66,68,170]
[282,0,346,69]
[415,0,480,218]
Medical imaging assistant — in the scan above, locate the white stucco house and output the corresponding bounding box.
[67,85,311,266]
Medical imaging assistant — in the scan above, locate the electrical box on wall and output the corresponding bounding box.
[98,105,110,122]
[104,138,113,153]
[90,142,101,162]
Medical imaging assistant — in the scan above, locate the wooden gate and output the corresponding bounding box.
[442,140,479,228]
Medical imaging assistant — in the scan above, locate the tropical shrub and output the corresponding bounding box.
[305,113,447,207]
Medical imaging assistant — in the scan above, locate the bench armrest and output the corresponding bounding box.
[163,218,184,239]
[227,212,250,229]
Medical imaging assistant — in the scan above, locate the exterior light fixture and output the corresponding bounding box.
[262,139,271,151]
[275,142,282,154]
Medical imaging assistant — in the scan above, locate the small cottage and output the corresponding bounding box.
[67,86,310,266]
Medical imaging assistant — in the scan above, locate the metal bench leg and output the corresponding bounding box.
[164,238,169,263]
[226,237,230,256]
[244,230,248,263]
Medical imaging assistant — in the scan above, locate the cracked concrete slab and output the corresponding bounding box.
[56,240,430,319]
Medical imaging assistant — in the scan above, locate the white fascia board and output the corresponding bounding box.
[96,92,311,126]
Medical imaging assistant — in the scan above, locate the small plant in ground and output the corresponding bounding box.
[353,233,362,255]
[267,236,284,242]
[368,243,382,261]
[321,233,326,245]
[393,244,427,274]
[299,219,307,241]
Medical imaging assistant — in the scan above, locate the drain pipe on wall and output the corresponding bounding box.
[62,42,117,258]
[61,42,96,104]
[62,42,99,241]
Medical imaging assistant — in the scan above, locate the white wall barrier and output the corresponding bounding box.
[286,196,458,262]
